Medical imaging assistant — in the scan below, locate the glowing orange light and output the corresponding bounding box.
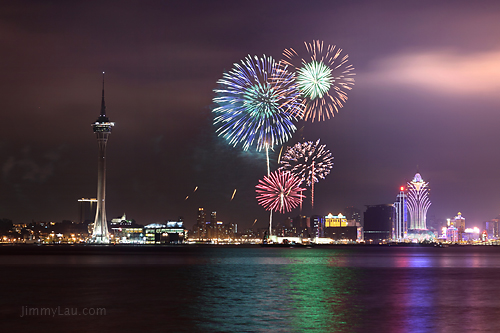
[400,186,404,191]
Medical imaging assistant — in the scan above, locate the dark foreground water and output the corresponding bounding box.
[1,245,500,332]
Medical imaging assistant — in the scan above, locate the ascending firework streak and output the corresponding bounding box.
[184,186,199,200]
[256,170,305,214]
[282,40,355,122]
[230,189,237,201]
[279,139,333,210]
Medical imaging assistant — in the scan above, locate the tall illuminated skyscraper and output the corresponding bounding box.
[91,73,114,243]
[407,173,431,230]
[393,186,407,240]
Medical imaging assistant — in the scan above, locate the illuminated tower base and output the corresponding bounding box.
[90,73,114,244]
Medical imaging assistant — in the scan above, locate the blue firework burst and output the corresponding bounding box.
[213,55,303,151]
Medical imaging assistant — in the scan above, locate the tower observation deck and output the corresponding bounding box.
[91,73,114,243]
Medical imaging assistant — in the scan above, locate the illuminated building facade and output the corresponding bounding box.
[450,212,466,233]
[407,173,431,230]
[325,213,348,227]
[192,207,207,240]
[311,215,325,238]
[144,222,185,244]
[209,211,217,239]
[446,226,458,242]
[393,187,407,240]
[111,226,144,244]
[91,74,114,243]
[485,219,499,239]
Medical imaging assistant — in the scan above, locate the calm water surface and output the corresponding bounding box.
[1,245,499,332]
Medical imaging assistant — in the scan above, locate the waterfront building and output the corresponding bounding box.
[363,204,395,242]
[393,187,407,241]
[144,221,185,244]
[446,226,458,242]
[110,213,132,226]
[293,215,311,238]
[111,226,144,244]
[311,215,325,238]
[485,219,499,239]
[279,217,296,237]
[323,226,358,241]
[448,212,466,241]
[407,173,431,230]
[325,213,347,227]
[90,74,114,243]
[209,211,217,239]
[450,212,466,233]
[462,227,480,242]
[192,207,207,240]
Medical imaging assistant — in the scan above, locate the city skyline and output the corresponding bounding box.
[2,1,500,229]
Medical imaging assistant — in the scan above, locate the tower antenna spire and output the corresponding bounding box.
[101,72,106,117]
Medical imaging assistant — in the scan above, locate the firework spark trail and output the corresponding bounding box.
[185,186,199,200]
[213,55,303,151]
[282,40,355,122]
[256,170,305,214]
[230,189,237,201]
[279,139,333,209]
[277,146,284,164]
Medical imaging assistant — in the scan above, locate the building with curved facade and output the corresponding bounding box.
[406,173,431,230]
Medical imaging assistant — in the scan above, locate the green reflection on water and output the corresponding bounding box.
[279,249,362,333]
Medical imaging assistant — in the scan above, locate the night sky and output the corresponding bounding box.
[2,0,500,230]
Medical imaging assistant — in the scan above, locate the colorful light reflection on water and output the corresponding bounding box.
[1,246,500,332]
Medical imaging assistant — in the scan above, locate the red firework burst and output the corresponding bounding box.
[255,170,305,213]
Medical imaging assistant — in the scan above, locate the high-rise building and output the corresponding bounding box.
[393,187,407,240]
[407,173,431,230]
[364,204,395,242]
[91,73,114,243]
[311,215,325,238]
[485,218,499,239]
[209,211,217,239]
[192,207,207,240]
[292,215,310,238]
[450,212,466,233]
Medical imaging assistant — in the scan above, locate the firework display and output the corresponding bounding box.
[282,40,355,122]
[213,55,303,151]
[279,139,333,186]
[256,170,305,213]
[279,139,333,209]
